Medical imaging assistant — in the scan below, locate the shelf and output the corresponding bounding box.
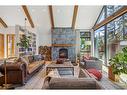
[80,36,91,38]
[52,38,76,40]
[52,44,75,47]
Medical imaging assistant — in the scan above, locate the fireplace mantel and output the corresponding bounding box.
[52,44,75,47]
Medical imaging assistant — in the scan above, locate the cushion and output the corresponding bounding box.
[38,54,43,60]
[33,55,39,61]
[19,57,29,66]
[28,56,34,63]
[33,54,44,61]
[87,68,102,81]
[22,56,30,64]
[27,62,42,74]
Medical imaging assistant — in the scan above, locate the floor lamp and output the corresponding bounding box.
[4,58,7,89]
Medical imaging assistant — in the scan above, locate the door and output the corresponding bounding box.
[0,33,4,59]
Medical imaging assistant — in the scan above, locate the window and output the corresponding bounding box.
[106,5,114,17]
[80,32,91,56]
[106,5,123,17]
[94,26,105,60]
[96,7,106,24]
[123,13,127,40]
[106,15,125,63]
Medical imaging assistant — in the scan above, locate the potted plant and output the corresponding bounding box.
[109,47,127,82]
[17,34,31,54]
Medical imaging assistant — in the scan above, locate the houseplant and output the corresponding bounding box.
[17,34,31,54]
[109,47,127,82]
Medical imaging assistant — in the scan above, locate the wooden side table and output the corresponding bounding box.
[0,73,4,87]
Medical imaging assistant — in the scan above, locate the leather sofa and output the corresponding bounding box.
[0,54,45,86]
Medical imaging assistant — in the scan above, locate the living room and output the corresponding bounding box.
[0,3,127,91]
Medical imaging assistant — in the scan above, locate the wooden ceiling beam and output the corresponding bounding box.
[93,6,127,30]
[22,5,35,28]
[49,5,54,29]
[72,5,78,29]
[0,17,8,28]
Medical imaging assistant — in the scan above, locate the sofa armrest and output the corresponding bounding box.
[0,62,27,71]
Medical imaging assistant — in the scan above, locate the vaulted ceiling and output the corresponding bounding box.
[0,6,103,30]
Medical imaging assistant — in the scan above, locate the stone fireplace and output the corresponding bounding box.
[59,48,68,58]
[52,28,76,62]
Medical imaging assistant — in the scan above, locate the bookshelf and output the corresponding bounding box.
[15,25,36,57]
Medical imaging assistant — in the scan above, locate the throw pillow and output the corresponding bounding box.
[20,57,29,66]
[22,56,30,64]
[28,56,34,63]
[38,54,43,60]
[87,68,102,81]
[33,55,39,61]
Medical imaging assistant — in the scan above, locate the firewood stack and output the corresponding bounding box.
[39,46,52,61]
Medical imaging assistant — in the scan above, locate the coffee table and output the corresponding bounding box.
[46,61,74,75]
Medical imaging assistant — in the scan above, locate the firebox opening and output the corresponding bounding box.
[59,48,68,58]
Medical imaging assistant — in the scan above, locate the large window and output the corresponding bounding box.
[94,5,127,83]
[94,6,125,63]
[107,15,125,63]
[96,7,106,24]
[106,5,123,17]
[96,6,123,25]
[123,13,127,40]
[94,26,105,60]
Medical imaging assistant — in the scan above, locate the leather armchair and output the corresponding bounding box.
[0,62,27,86]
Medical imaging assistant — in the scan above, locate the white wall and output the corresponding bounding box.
[37,27,51,47]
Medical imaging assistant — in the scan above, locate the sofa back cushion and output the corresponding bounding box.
[48,77,102,89]
[33,54,44,61]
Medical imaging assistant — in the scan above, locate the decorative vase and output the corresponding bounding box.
[108,66,120,82]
